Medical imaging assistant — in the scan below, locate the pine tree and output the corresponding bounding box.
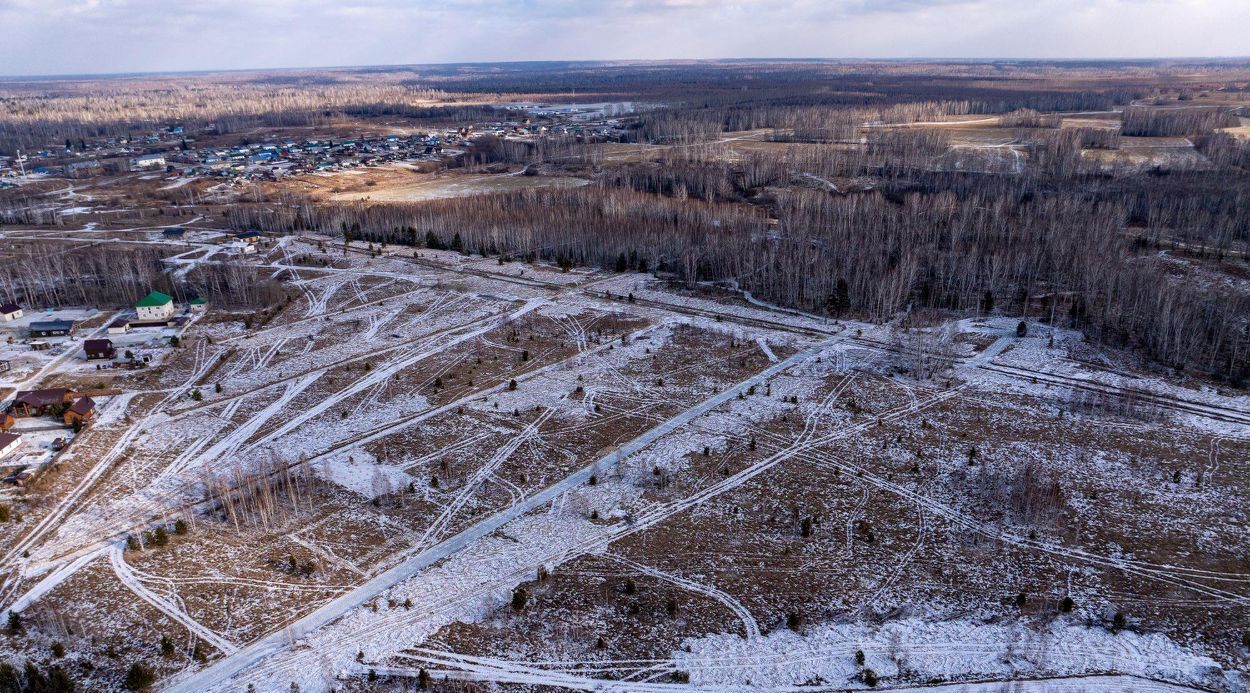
[124,662,154,691]
[0,663,18,693]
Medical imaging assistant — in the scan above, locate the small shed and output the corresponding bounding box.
[0,303,22,321]
[0,432,20,459]
[107,319,131,335]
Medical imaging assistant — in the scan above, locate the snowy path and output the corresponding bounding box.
[3,547,107,614]
[109,545,239,654]
[371,663,1202,692]
[755,337,778,363]
[242,299,545,453]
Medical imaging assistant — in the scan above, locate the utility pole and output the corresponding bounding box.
[15,149,27,178]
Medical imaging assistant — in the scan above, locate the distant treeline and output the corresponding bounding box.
[0,79,472,154]
[1120,105,1241,137]
[0,243,284,310]
[232,160,1250,381]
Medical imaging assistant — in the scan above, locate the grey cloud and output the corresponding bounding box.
[0,0,1246,76]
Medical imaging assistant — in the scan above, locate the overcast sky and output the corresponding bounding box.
[2,0,1247,76]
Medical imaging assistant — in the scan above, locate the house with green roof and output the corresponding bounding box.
[136,290,175,321]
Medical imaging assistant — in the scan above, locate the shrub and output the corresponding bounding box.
[511,587,528,610]
[51,641,66,658]
[855,649,865,665]
[124,662,155,691]
[863,668,879,687]
[787,612,803,632]
[49,666,75,692]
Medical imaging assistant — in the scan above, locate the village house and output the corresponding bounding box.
[84,338,116,360]
[65,160,104,178]
[189,296,207,311]
[0,433,21,460]
[63,397,95,427]
[235,231,261,244]
[29,319,74,338]
[135,290,175,321]
[107,319,131,335]
[8,388,74,417]
[0,303,22,321]
[130,153,166,171]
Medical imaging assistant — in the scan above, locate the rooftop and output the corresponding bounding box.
[136,291,173,308]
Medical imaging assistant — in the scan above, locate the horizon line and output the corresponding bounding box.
[5,55,1250,82]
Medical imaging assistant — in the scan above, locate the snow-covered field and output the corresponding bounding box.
[0,235,1246,692]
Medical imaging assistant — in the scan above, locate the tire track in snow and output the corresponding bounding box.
[604,553,760,639]
[109,545,238,655]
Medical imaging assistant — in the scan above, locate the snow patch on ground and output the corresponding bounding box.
[313,452,413,500]
[674,617,1229,690]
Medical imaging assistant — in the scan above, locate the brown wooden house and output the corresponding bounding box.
[8,388,74,417]
[63,397,95,427]
[84,339,116,361]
